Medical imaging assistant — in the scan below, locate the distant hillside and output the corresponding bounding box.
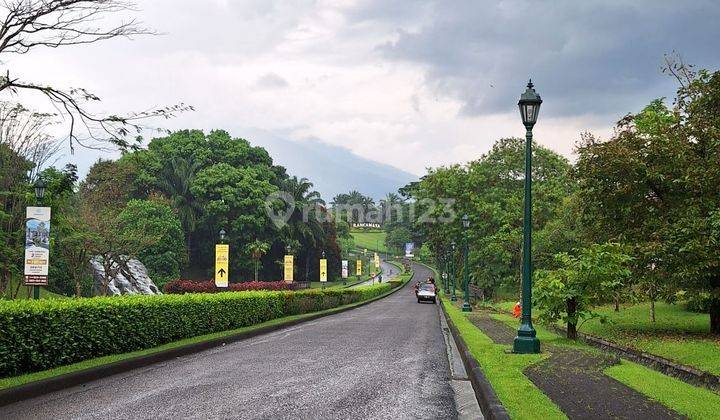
[244,129,417,201]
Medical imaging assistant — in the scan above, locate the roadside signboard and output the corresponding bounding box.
[284,255,294,283]
[320,258,328,282]
[356,259,362,276]
[374,252,380,268]
[24,206,51,286]
[404,242,415,257]
[341,260,348,278]
[215,244,229,287]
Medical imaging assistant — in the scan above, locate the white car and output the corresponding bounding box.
[417,283,437,304]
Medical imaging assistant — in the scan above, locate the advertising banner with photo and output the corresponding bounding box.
[24,206,51,286]
[404,242,415,257]
[341,260,348,278]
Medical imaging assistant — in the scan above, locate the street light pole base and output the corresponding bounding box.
[512,335,540,354]
[461,302,472,312]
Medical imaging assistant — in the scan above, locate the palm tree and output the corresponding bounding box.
[379,192,402,224]
[247,239,270,282]
[158,157,202,264]
[283,177,326,281]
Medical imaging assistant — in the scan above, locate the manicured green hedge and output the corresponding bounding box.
[0,283,395,378]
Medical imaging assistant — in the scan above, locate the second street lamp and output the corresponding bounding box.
[513,80,542,354]
[461,215,472,312]
[450,241,457,301]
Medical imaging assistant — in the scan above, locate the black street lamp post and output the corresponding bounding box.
[450,241,457,301]
[219,228,226,244]
[513,80,542,354]
[461,215,472,312]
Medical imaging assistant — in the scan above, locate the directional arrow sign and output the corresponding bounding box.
[320,258,327,282]
[215,244,229,287]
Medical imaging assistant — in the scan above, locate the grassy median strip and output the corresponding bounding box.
[441,298,566,420]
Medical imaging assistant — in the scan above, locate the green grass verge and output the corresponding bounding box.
[351,230,388,253]
[582,302,720,375]
[488,307,720,418]
[487,299,720,376]
[0,280,409,391]
[442,299,566,420]
[606,360,720,419]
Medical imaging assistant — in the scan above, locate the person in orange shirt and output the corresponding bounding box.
[513,301,522,318]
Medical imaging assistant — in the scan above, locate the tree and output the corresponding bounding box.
[118,199,185,287]
[407,138,573,298]
[385,226,411,254]
[246,240,270,282]
[0,144,31,297]
[157,156,201,266]
[535,243,632,339]
[0,1,190,151]
[575,61,720,334]
[0,102,61,179]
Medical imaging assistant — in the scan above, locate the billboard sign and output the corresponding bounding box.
[24,206,51,286]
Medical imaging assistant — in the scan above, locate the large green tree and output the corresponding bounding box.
[407,138,573,297]
[576,64,720,334]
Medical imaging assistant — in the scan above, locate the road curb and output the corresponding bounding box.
[0,273,414,408]
[440,301,511,420]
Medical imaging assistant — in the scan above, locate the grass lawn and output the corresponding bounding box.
[442,299,566,419]
[581,302,720,376]
[483,298,720,376]
[606,360,720,419]
[445,296,720,419]
[487,308,720,418]
[350,230,388,254]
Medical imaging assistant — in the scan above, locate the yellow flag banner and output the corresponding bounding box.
[215,244,229,287]
[356,260,362,276]
[284,255,294,283]
[320,259,328,282]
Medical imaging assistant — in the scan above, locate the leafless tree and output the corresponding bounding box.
[0,0,192,152]
[0,101,61,178]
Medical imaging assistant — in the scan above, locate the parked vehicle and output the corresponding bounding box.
[417,283,437,304]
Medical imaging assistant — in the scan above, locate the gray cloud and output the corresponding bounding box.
[371,0,720,117]
[256,72,289,89]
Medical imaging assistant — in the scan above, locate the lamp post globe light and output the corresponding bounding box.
[461,214,472,312]
[34,178,46,205]
[513,80,542,354]
[450,240,457,301]
[32,178,46,300]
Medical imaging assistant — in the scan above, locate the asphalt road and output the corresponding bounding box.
[350,261,398,288]
[1,263,458,420]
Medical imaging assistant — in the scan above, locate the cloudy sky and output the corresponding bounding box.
[6,0,720,182]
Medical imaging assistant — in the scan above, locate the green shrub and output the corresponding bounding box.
[0,282,396,378]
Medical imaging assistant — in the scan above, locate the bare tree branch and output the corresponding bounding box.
[0,101,61,178]
[0,1,192,151]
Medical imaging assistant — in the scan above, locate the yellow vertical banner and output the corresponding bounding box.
[374,252,380,268]
[215,244,229,287]
[284,255,294,283]
[356,259,362,275]
[320,258,328,282]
